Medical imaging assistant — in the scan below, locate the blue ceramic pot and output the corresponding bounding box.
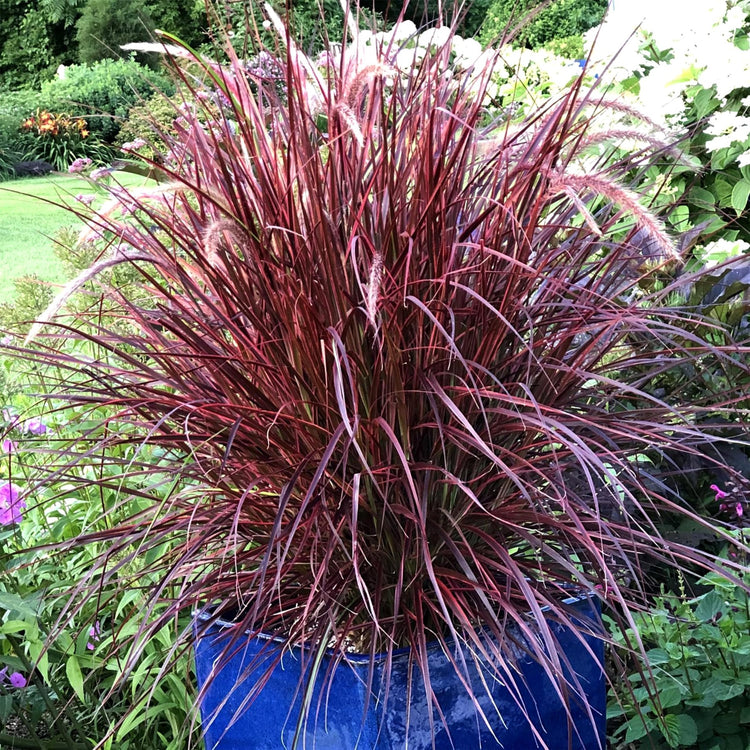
[193,596,605,749]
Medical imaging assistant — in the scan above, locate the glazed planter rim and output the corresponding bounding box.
[193,590,600,660]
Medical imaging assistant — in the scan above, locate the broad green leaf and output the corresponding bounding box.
[28,640,48,682]
[646,647,671,665]
[667,714,697,747]
[712,711,742,735]
[660,713,681,748]
[731,180,750,215]
[668,204,690,230]
[0,619,29,635]
[625,716,651,743]
[659,684,684,709]
[689,186,716,208]
[695,591,724,621]
[66,654,85,703]
[693,87,720,119]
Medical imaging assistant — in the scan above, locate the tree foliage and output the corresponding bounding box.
[480,0,608,48]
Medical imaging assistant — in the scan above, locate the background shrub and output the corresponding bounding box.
[115,91,179,162]
[40,58,174,143]
[75,0,157,64]
[480,0,608,48]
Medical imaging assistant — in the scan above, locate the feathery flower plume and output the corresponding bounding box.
[203,219,250,271]
[119,41,194,59]
[365,252,384,329]
[25,247,159,345]
[584,96,665,132]
[334,103,365,146]
[575,129,690,164]
[343,63,395,113]
[547,170,679,262]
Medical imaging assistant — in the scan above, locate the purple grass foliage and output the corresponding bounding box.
[12,16,750,749]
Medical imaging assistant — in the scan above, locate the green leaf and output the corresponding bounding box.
[712,712,742,735]
[668,204,690,230]
[625,716,652,743]
[693,87,720,119]
[66,654,85,703]
[659,684,684,709]
[689,186,716,208]
[695,591,724,621]
[739,705,750,724]
[0,592,40,619]
[0,695,13,723]
[662,714,698,747]
[731,180,750,215]
[646,647,671,665]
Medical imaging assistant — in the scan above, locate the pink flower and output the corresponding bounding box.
[87,621,102,650]
[711,484,728,500]
[9,672,26,688]
[75,193,96,206]
[736,502,744,518]
[89,166,114,181]
[68,157,92,173]
[1,438,15,453]
[22,417,48,436]
[0,482,25,525]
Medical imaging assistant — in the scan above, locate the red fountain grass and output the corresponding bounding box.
[9,20,750,748]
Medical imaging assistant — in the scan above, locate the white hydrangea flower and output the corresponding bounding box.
[697,42,750,100]
[704,110,750,151]
[393,46,426,72]
[388,20,417,44]
[451,36,483,70]
[738,150,750,167]
[418,26,452,49]
[635,62,689,125]
[698,237,750,268]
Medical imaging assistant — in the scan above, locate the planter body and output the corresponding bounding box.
[194,597,605,749]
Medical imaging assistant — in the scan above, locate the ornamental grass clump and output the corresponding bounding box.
[9,14,750,748]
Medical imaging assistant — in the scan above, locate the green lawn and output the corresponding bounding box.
[0,173,152,303]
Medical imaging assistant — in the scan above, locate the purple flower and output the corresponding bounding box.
[0,482,25,525]
[1,438,15,453]
[0,335,11,346]
[1,409,17,426]
[22,417,48,436]
[87,620,102,650]
[9,672,26,688]
[0,667,26,688]
[68,157,93,174]
[736,502,744,518]
[711,484,728,500]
